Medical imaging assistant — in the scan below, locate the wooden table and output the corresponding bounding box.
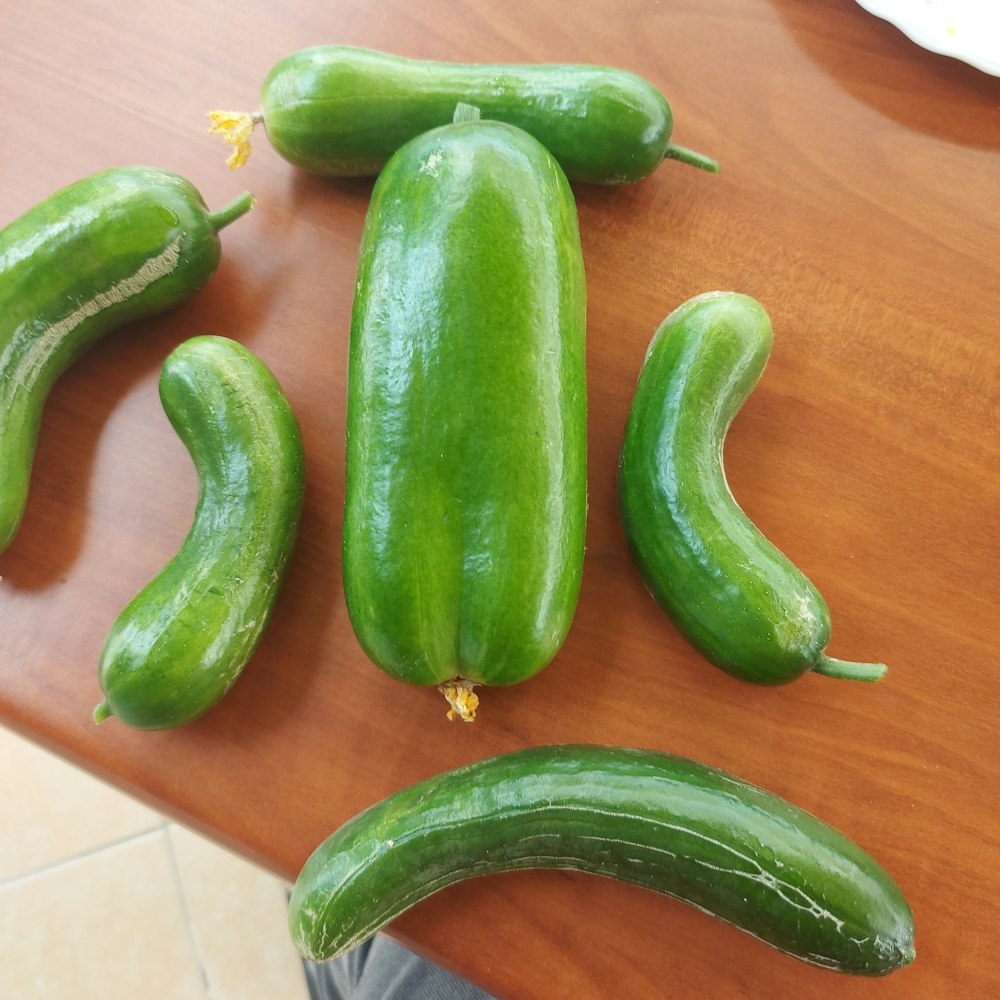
[2,1,997,996]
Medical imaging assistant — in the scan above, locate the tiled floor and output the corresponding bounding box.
[0,724,311,999]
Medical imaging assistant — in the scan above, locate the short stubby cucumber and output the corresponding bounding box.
[342,115,587,721]
[208,44,718,182]
[94,335,305,730]
[0,167,252,553]
[288,744,915,975]
[618,291,887,685]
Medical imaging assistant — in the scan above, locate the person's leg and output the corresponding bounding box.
[303,933,499,1000]
[302,935,373,1000]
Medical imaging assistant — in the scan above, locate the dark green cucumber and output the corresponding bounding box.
[0,167,252,553]
[618,292,887,685]
[208,44,718,182]
[342,116,587,721]
[288,744,915,975]
[94,335,305,730]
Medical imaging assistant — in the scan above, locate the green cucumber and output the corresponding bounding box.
[94,335,305,730]
[342,115,587,721]
[288,744,915,975]
[618,291,887,685]
[0,166,252,554]
[208,44,718,182]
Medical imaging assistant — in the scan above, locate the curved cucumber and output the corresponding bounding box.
[618,292,887,685]
[0,167,252,553]
[342,116,587,721]
[208,44,718,182]
[94,335,305,730]
[288,744,915,975]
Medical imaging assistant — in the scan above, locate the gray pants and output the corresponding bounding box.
[303,934,500,1000]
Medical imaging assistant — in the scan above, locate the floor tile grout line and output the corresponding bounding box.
[0,820,170,891]
[1,724,307,998]
[164,824,213,998]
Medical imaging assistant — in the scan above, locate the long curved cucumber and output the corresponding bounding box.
[342,115,587,721]
[288,744,915,975]
[0,166,252,553]
[94,335,305,730]
[618,292,887,685]
[208,44,718,182]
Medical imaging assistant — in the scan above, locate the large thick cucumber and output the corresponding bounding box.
[343,115,587,720]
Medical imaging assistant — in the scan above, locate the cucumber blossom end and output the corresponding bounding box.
[439,679,480,722]
[207,110,263,168]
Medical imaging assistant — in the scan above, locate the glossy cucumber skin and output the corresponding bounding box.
[619,292,848,684]
[0,167,251,553]
[288,744,915,975]
[342,119,586,690]
[95,336,305,730]
[261,45,673,184]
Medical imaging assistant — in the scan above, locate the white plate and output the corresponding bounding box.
[855,0,1000,76]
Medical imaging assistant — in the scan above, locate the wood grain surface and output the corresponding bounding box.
[1,1,997,997]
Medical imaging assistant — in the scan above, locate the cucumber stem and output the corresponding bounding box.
[664,143,720,173]
[93,699,113,724]
[208,192,255,233]
[812,655,888,683]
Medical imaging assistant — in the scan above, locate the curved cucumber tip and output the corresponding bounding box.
[93,699,114,724]
[664,143,720,173]
[813,655,888,683]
